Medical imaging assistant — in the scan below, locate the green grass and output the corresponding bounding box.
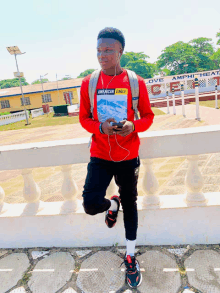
[0,112,80,131]
[0,107,164,132]
[151,107,166,115]
[190,100,219,108]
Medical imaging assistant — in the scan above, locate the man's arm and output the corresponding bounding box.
[79,77,101,135]
[133,78,154,132]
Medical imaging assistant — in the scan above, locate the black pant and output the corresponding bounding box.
[82,156,140,240]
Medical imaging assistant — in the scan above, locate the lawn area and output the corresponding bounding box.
[190,100,219,108]
[0,112,79,131]
[0,108,165,131]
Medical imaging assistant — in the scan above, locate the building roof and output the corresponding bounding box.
[0,78,84,98]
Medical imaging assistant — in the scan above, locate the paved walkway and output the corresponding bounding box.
[0,109,220,293]
[160,104,220,125]
[1,244,220,293]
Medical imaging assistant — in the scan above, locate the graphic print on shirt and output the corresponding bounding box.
[97,88,128,123]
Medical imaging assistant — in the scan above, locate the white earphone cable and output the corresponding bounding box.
[100,51,130,162]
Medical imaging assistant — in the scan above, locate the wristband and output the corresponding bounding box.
[99,123,104,134]
[131,121,135,132]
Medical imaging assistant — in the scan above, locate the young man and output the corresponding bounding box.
[79,27,154,288]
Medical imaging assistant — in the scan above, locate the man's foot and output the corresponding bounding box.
[105,195,120,228]
[124,254,142,288]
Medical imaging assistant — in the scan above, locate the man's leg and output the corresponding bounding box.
[82,157,113,215]
[114,157,140,242]
[114,157,142,288]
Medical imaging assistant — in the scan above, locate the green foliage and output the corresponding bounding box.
[77,69,96,78]
[121,51,155,78]
[210,49,220,69]
[157,38,216,75]
[0,111,10,116]
[31,79,49,84]
[216,30,220,45]
[0,77,29,89]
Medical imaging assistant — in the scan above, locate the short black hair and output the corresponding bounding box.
[97,27,125,51]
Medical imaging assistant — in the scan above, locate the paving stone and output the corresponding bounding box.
[0,253,30,293]
[167,248,188,257]
[204,176,220,185]
[137,250,181,293]
[75,250,92,258]
[76,251,125,293]
[62,288,77,293]
[0,250,7,257]
[31,251,49,259]
[10,287,26,293]
[28,252,74,293]
[185,250,220,293]
[167,177,185,186]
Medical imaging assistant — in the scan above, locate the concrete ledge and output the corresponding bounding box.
[0,192,220,248]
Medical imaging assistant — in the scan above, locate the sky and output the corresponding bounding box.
[1,0,220,84]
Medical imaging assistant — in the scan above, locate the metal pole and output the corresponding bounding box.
[215,84,219,109]
[172,88,176,115]
[14,54,29,125]
[195,76,201,121]
[166,90,170,114]
[181,84,186,117]
[56,74,60,105]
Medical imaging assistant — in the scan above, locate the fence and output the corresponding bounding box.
[0,111,29,126]
[0,126,220,248]
[146,69,220,99]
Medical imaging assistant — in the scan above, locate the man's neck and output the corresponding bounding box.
[102,66,123,76]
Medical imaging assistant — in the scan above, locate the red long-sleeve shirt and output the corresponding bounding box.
[79,69,154,161]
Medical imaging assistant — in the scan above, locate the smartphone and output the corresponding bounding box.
[110,122,123,131]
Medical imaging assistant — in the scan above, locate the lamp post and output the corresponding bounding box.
[40,73,48,115]
[56,74,60,105]
[6,46,30,125]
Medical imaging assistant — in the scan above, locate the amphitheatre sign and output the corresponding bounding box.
[145,70,220,99]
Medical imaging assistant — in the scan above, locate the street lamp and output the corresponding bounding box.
[6,46,30,125]
[56,74,60,105]
[40,73,48,114]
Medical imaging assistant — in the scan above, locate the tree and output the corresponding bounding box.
[120,52,155,78]
[216,30,220,45]
[157,42,198,75]
[77,69,96,78]
[189,37,214,56]
[157,39,216,75]
[189,37,215,71]
[0,77,29,89]
[31,79,49,84]
[210,49,220,69]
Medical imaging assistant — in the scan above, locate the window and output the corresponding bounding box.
[42,94,52,103]
[1,100,10,109]
[63,91,73,104]
[21,97,31,106]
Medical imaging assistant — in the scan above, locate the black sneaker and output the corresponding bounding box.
[124,254,142,288]
[105,195,120,228]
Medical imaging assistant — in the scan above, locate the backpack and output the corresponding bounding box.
[88,69,140,120]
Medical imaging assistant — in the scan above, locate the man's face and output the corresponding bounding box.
[97,38,122,71]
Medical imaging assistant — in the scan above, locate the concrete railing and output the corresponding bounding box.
[0,125,220,248]
[0,111,30,126]
[31,108,44,118]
